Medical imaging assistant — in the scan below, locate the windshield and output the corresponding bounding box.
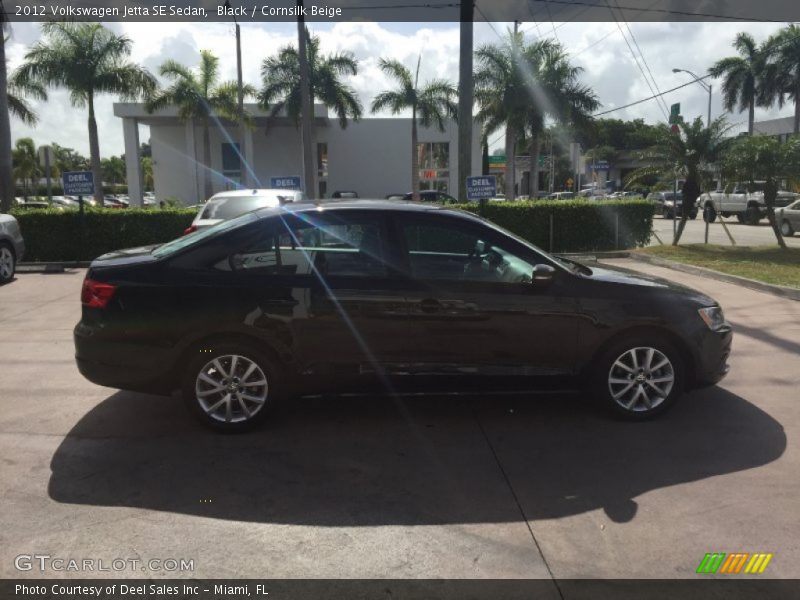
[152,212,258,258]
[200,196,282,220]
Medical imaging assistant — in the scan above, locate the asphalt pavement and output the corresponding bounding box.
[0,263,797,585]
[650,215,800,247]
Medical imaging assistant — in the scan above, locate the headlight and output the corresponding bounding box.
[698,306,726,331]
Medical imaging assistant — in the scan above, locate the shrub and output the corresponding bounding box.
[10,207,196,262]
[450,199,654,252]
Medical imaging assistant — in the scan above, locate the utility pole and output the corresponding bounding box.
[506,20,520,200]
[457,1,474,203]
[0,4,14,213]
[235,15,245,187]
[297,0,316,201]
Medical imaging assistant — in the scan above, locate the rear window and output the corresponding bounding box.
[152,212,257,258]
[201,196,279,220]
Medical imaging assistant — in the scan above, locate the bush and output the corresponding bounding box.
[10,207,196,262]
[450,199,654,253]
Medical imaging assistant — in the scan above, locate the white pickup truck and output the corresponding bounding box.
[699,183,799,225]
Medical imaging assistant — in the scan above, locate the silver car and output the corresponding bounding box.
[0,214,25,284]
[186,189,305,234]
[776,199,800,237]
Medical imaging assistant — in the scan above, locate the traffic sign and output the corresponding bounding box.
[465,176,497,201]
[669,103,681,124]
[270,176,301,190]
[62,171,95,196]
[37,145,54,168]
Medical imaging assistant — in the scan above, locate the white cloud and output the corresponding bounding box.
[6,20,796,158]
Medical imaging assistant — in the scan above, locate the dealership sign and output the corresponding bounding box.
[270,176,302,190]
[465,176,497,201]
[62,171,95,196]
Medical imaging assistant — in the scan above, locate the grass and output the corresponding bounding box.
[636,244,800,289]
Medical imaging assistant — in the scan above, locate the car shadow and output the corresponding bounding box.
[48,387,785,526]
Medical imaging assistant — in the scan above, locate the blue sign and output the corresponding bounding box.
[270,176,302,190]
[466,175,497,201]
[62,171,95,196]
[589,161,611,171]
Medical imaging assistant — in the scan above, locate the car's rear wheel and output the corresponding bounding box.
[744,205,761,225]
[0,244,15,284]
[182,342,284,431]
[703,205,717,223]
[736,214,745,224]
[780,220,794,237]
[593,336,685,420]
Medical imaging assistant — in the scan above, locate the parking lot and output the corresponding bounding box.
[650,215,800,247]
[0,261,798,582]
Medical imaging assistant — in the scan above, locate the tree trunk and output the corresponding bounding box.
[673,178,699,246]
[411,105,420,202]
[481,141,489,176]
[202,118,212,200]
[457,8,474,203]
[0,34,13,213]
[87,93,104,205]
[747,97,755,136]
[504,127,515,200]
[764,179,787,249]
[528,136,541,198]
[795,78,800,134]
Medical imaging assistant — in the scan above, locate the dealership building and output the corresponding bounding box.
[114,103,482,205]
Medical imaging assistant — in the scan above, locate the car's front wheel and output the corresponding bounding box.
[182,342,284,431]
[0,244,15,284]
[780,219,794,237]
[593,336,685,420]
[703,205,717,223]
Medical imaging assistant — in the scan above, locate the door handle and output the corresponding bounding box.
[419,298,442,314]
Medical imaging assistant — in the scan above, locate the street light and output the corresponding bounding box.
[672,68,712,127]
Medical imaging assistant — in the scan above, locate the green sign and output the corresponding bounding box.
[669,103,681,124]
[488,155,505,165]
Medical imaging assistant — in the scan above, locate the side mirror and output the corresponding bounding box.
[532,264,556,286]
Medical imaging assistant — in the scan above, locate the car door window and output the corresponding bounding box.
[402,220,535,284]
[230,214,388,278]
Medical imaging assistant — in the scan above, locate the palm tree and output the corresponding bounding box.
[708,32,768,136]
[13,23,156,205]
[7,80,46,125]
[626,116,732,245]
[723,135,800,248]
[1,29,14,213]
[11,137,40,199]
[147,50,255,200]
[371,57,457,201]
[474,30,597,199]
[259,29,363,129]
[760,24,800,134]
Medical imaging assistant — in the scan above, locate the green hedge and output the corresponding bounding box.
[10,199,654,262]
[10,208,196,262]
[451,199,654,253]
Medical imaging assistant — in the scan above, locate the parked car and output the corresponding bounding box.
[14,201,52,210]
[103,195,125,209]
[699,182,798,225]
[50,196,80,210]
[185,188,306,235]
[387,190,458,203]
[74,201,732,431]
[776,199,800,237]
[547,192,575,200]
[0,214,25,284]
[647,191,698,220]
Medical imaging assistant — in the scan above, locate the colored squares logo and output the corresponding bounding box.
[697,553,773,574]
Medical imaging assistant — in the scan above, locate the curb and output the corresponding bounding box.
[626,253,800,301]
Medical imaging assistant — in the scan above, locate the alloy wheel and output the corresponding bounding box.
[0,247,14,280]
[608,346,674,413]
[194,354,269,423]
[781,220,793,236]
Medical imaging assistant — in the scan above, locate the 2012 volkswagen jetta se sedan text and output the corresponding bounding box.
[74,201,732,431]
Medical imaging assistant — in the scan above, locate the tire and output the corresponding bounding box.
[781,220,795,237]
[0,243,15,284]
[736,214,745,224]
[689,209,698,220]
[703,205,717,223]
[182,341,285,432]
[664,209,674,220]
[744,205,761,225]
[591,334,685,421]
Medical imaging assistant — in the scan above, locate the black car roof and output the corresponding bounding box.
[254,199,458,217]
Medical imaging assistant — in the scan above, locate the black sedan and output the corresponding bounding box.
[75,201,731,431]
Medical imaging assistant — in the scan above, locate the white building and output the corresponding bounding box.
[752,116,798,140]
[114,103,482,205]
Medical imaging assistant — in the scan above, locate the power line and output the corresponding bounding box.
[524,0,788,22]
[592,74,712,116]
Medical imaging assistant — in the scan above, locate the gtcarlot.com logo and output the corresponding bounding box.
[15,554,194,573]
[696,552,773,574]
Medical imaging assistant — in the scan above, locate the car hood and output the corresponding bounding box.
[586,263,716,304]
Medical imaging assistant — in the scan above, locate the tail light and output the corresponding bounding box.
[183,224,198,236]
[81,279,116,308]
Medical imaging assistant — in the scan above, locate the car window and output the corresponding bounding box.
[402,219,535,284]
[153,212,258,258]
[230,213,389,278]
